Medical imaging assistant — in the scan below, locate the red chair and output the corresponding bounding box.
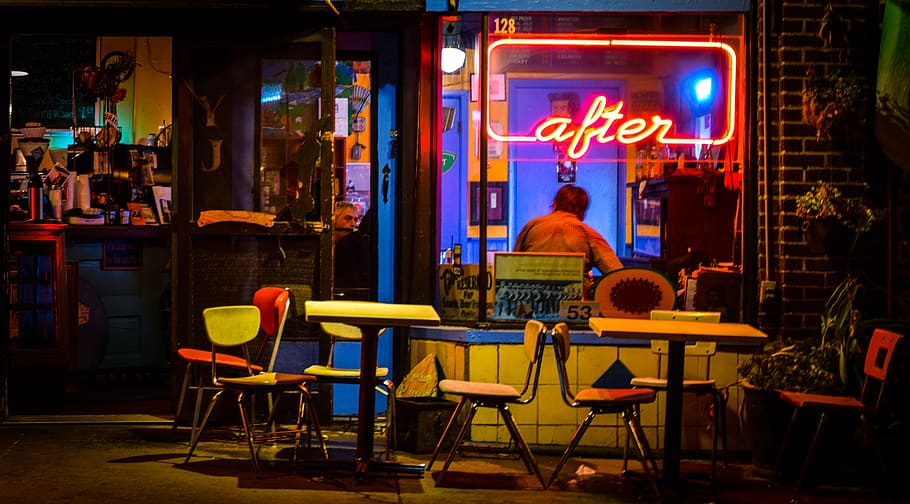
[548,322,661,496]
[770,328,903,502]
[183,288,326,478]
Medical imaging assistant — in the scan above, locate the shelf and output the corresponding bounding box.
[66,224,171,240]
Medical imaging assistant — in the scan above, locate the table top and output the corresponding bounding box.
[589,316,768,345]
[304,300,441,327]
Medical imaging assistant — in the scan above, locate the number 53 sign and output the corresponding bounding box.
[559,301,601,321]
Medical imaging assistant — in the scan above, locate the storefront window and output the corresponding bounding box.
[438,12,746,324]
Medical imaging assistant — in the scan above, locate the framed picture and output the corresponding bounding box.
[470,73,506,102]
[469,181,508,226]
[152,186,172,224]
[102,239,143,270]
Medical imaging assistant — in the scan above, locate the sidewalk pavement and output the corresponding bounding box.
[0,415,895,504]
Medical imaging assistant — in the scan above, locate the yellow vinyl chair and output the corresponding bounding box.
[623,309,726,484]
[303,321,397,459]
[183,301,326,478]
[172,287,288,435]
[548,322,662,496]
[426,320,549,489]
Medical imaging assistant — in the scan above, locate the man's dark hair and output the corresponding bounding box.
[552,184,589,219]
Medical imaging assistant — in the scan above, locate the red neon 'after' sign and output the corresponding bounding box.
[485,37,738,159]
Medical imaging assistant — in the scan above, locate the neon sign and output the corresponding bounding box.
[485,37,738,159]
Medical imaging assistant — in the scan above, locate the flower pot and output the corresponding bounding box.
[804,218,855,256]
[741,382,794,478]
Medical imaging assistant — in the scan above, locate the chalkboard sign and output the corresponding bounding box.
[11,35,96,129]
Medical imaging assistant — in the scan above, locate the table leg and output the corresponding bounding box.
[663,339,685,486]
[355,324,382,462]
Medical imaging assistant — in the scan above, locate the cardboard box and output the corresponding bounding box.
[395,397,458,454]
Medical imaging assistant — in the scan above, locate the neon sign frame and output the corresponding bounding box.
[485,37,738,159]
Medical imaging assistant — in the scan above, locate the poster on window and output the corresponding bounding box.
[492,252,584,321]
[437,264,494,320]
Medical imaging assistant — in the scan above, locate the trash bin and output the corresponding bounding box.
[395,397,458,454]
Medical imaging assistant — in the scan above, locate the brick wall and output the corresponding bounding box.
[757,0,898,339]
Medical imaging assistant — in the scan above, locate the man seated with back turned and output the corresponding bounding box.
[514,184,623,299]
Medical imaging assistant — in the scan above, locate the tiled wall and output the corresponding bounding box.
[408,327,758,457]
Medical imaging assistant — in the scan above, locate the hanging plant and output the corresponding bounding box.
[795,180,882,235]
[76,51,137,104]
[802,65,864,140]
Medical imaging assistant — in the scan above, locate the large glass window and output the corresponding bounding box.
[438,12,746,322]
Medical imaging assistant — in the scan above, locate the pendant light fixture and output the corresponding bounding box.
[441,22,466,74]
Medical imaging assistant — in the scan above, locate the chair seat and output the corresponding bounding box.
[218,372,317,388]
[630,376,717,390]
[576,387,656,403]
[438,378,521,399]
[177,347,264,372]
[303,364,389,378]
[779,390,866,411]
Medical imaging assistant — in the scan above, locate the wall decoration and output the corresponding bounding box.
[470,73,506,102]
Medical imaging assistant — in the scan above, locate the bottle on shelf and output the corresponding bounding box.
[27,167,44,222]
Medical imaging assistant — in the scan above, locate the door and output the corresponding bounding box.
[508,79,626,270]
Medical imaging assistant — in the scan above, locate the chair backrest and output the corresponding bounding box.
[515,319,548,403]
[203,305,262,378]
[319,322,387,367]
[252,287,291,372]
[594,267,677,319]
[861,328,903,410]
[648,310,722,357]
[550,322,577,406]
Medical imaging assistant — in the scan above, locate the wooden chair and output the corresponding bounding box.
[548,322,661,496]
[183,293,326,478]
[427,320,549,489]
[303,322,397,459]
[770,327,903,503]
[623,310,727,484]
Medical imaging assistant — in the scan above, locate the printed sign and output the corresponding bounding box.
[437,264,494,320]
[492,252,584,321]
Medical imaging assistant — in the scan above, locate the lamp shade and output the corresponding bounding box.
[441,22,466,73]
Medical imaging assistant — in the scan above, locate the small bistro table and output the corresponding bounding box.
[304,300,441,477]
[588,316,767,487]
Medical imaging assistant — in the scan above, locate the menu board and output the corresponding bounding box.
[11,35,96,129]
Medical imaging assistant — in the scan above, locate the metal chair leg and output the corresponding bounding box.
[233,391,262,479]
[624,408,661,497]
[499,404,546,489]
[172,363,193,433]
[547,410,596,489]
[427,397,469,471]
[790,413,827,504]
[437,403,480,484]
[770,408,801,488]
[185,389,225,463]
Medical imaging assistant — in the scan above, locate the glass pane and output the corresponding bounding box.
[259,58,324,215]
[438,12,746,265]
[332,59,374,299]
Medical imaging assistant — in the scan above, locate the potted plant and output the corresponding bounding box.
[802,65,864,140]
[795,180,883,255]
[737,274,865,477]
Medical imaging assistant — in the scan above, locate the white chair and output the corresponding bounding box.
[303,322,397,459]
[624,309,727,484]
[427,320,549,489]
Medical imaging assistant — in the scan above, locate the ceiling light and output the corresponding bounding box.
[441,22,466,74]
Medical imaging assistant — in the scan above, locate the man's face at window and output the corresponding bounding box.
[334,208,358,229]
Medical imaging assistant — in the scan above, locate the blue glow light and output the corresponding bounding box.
[694,77,713,103]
